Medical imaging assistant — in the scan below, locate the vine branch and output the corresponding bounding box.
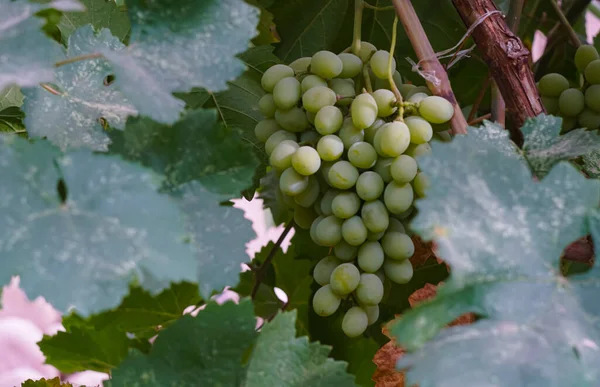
[549,0,582,48]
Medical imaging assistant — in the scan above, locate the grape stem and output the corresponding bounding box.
[362,3,395,11]
[352,0,364,56]
[468,112,491,125]
[387,16,405,122]
[549,0,582,48]
[362,66,373,93]
[55,53,103,67]
[40,83,62,95]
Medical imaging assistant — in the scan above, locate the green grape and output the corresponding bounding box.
[301,74,328,94]
[255,119,281,142]
[270,140,299,170]
[361,200,389,233]
[289,57,312,74]
[315,215,344,246]
[328,160,359,189]
[313,285,341,317]
[405,142,432,159]
[407,92,429,104]
[280,190,296,208]
[311,51,343,79]
[310,216,326,245]
[261,64,294,93]
[364,119,385,144]
[342,216,368,246]
[302,86,337,113]
[396,206,414,220]
[273,77,301,110]
[265,130,296,155]
[332,191,361,219]
[391,155,418,183]
[306,110,317,125]
[314,255,342,286]
[338,53,363,78]
[381,232,414,260]
[355,273,384,305]
[538,73,570,97]
[258,94,277,118]
[329,78,355,106]
[585,84,600,113]
[541,96,559,115]
[320,189,340,216]
[413,172,429,198]
[586,59,600,84]
[364,305,379,325]
[384,181,414,214]
[342,307,368,338]
[275,107,310,132]
[300,130,320,144]
[334,241,358,262]
[357,241,384,273]
[399,84,417,98]
[373,157,393,183]
[388,217,406,233]
[348,141,378,169]
[339,118,365,148]
[292,146,321,175]
[315,106,344,135]
[419,96,454,124]
[294,205,318,229]
[431,122,450,133]
[370,50,396,79]
[379,122,411,157]
[351,93,379,129]
[579,108,600,129]
[383,259,413,284]
[562,116,577,133]
[367,230,385,241]
[575,45,599,73]
[358,41,377,63]
[317,135,344,161]
[558,88,585,117]
[405,116,433,144]
[372,89,398,118]
[279,167,309,196]
[295,176,320,207]
[356,171,384,201]
[330,263,361,295]
[406,86,431,98]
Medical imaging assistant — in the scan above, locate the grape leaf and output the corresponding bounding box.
[521,114,600,178]
[100,0,260,124]
[0,135,197,316]
[58,0,131,43]
[21,378,75,387]
[23,25,136,151]
[0,0,83,91]
[582,150,600,179]
[387,126,600,385]
[0,85,24,110]
[258,169,292,225]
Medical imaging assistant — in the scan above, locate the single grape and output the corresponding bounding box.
[339,118,365,148]
[328,160,359,189]
[364,119,385,144]
[317,135,344,161]
[338,53,363,78]
[311,51,343,79]
[320,189,340,216]
[332,191,361,219]
[302,86,337,113]
[431,122,450,133]
[255,119,281,142]
[367,230,385,241]
[357,241,385,273]
[314,256,342,286]
[541,96,559,115]
[315,215,344,246]
[280,190,296,208]
[330,263,361,295]
[358,41,377,63]
[342,216,368,246]
[383,259,413,284]
[585,84,600,112]
[413,172,429,197]
[373,71,402,92]
[270,140,299,170]
[575,45,600,73]
[258,94,277,118]
[355,273,384,305]
[405,143,432,159]
[372,89,397,117]
[378,122,411,157]
[586,60,600,84]
[351,93,379,129]
[558,88,585,117]
[538,73,570,97]
[384,181,414,214]
[273,77,301,110]
[407,92,428,104]
[301,74,328,94]
[405,116,433,144]
[294,205,318,229]
[306,110,316,125]
[396,207,414,220]
[364,305,379,325]
[292,146,321,176]
[329,78,356,106]
[310,216,326,245]
[275,107,310,132]
[370,50,396,79]
[373,157,393,183]
[289,57,312,74]
[406,86,431,98]
[562,116,577,133]
[348,141,378,169]
[578,108,600,129]
[261,64,294,92]
[356,171,384,201]
[361,200,390,233]
[315,106,344,135]
[419,96,454,124]
[334,241,359,262]
[265,130,296,155]
[300,130,320,144]
[313,285,341,317]
[381,232,414,260]
[294,176,320,207]
[342,307,368,338]
[391,155,418,183]
[279,167,309,196]
[388,217,406,233]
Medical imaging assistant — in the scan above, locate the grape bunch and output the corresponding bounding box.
[538,44,600,132]
[255,42,454,338]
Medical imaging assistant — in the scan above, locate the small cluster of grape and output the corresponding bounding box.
[538,44,600,131]
[255,41,454,337]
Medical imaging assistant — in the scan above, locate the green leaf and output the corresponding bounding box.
[258,169,292,225]
[0,135,197,316]
[23,25,136,151]
[521,114,600,178]
[582,150,600,179]
[0,86,24,110]
[21,378,75,387]
[58,0,131,43]
[101,0,260,124]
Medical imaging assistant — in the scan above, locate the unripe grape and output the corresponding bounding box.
[586,60,600,84]
[406,86,431,98]
[265,130,296,155]
[334,241,358,262]
[306,110,316,125]
[391,155,418,183]
[373,71,402,92]
[279,167,309,196]
[356,171,384,201]
[384,181,414,214]
[270,140,299,170]
[558,88,585,117]
[310,216,326,245]
[373,157,393,183]
[317,135,344,161]
[355,273,384,305]
[328,160,359,189]
[431,122,450,133]
[562,116,577,133]
[280,190,296,208]
[541,96,559,115]
[379,122,411,157]
[311,51,343,79]
[342,216,368,246]
[365,305,379,325]
[398,84,416,98]
[575,45,599,73]
[357,241,385,273]
[407,92,428,104]
[370,50,396,79]
[364,118,385,144]
[358,41,377,63]
[255,119,281,142]
[294,176,320,207]
[348,141,377,169]
[338,53,363,78]
[405,116,433,144]
[585,84,600,112]
[361,200,389,233]
[292,146,321,175]
[381,232,414,260]
[396,207,414,220]
[367,230,385,241]
[329,78,355,106]
[330,263,361,295]
[315,106,344,135]
[405,143,432,159]
[314,256,342,286]
[301,74,328,94]
[320,189,340,216]
[316,215,344,246]
[413,172,429,198]
[419,96,454,124]
[342,307,368,338]
[372,89,397,117]
[302,86,337,113]
[259,94,277,117]
[300,130,319,144]
[332,191,361,219]
[313,285,341,316]
[388,217,406,233]
[339,118,365,148]
[578,108,600,129]
[294,205,318,229]
[273,77,301,110]
[275,107,310,132]
[351,93,378,129]
[538,73,570,97]
[289,57,312,74]
[261,64,294,92]
[383,259,413,284]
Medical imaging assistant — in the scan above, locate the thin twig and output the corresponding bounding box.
[251,222,295,298]
[55,53,103,67]
[549,0,582,48]
[468,112,491,125]
[363,3,395,11]
[468,73,491,122]
[40,83,61,95]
